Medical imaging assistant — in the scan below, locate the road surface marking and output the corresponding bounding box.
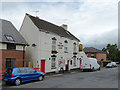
[71,72,76,74]
[53,74,63,77]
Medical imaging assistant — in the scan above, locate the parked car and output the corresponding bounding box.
[0,69,6,80]
[106,62,117,68]
[111,62,117,67]
[106,63,113,68]
[3,67,45,86]
[33,68,41,72]
[81,58,100,71]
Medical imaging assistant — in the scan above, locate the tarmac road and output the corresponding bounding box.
[2,66,118,88]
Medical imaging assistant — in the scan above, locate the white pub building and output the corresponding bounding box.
[20,13,87,73]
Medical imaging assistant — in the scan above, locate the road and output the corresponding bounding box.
[2,67,118,88]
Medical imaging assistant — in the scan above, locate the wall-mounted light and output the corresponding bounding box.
[46,31,49,34]
[32,43,37,47]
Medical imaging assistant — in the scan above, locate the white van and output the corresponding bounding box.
[81,58,100,71]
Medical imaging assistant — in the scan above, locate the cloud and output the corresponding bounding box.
[1,1,118,49]
[81,29,118,49]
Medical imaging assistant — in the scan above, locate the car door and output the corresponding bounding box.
[26,68,39,80]
[18,68,30,82]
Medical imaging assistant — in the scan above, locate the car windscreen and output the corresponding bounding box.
[107,63,112,65]
[6,68,13,74]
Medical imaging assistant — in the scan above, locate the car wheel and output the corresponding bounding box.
[98,67,100,70]
[83,69,86,72]
[14,78,21,86]
[92,67,94,72]
[38,75,43,81]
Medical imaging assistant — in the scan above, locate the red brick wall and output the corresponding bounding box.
[87,53,96,58]
[96,53,106,61]
[86,52,106,67]
[0,50,25,70]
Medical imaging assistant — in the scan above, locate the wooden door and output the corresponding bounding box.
[41,60,45,73]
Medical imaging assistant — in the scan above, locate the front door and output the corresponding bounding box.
[80,59,82,69]
[41,60,45,73]
[66,60,69,71]
[67,60,69,70]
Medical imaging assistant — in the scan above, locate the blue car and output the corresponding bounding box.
[3,67,45,86]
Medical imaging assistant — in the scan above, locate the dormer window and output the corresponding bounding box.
[5,35,14,41]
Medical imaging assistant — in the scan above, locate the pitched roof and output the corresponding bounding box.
[26,13,80,42]
[83,47,104,53]
[0,19,28,45]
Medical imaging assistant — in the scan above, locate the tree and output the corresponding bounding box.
[102,44,120,62]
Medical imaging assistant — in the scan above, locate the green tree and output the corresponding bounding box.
[102,44,120,62]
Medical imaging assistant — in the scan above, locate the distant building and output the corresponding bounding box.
[20,13,87,73]
[0,19,28,70]
[83,47,106,67]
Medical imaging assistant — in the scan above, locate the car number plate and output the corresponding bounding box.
[4,79,8,81]
[82,66,85,68]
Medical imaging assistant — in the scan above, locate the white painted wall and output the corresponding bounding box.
[20,15,40,67]
[20,14,87,73]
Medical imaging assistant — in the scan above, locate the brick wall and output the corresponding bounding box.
[96,53,106,61]
[86,52,106,67]
[0,50,25,70]
[96,53,106,67]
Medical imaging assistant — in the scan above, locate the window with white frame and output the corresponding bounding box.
[73,42,76,52]
[52,37,57,51]
[51,57,56,69]
[73,57,76,66]
[64,40,68,53]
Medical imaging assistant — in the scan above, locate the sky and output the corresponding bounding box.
[0,0,119,49]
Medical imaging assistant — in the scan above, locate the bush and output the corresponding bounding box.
[103,60,113,67]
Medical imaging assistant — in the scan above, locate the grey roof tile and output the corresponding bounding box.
[0,19,28,45]
[83,47,104,53]
[26,13,80,42]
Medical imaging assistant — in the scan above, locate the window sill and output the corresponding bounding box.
[73,65,77,67]
[64,51,68,53]
[51,67,56,69]
[51,51,58,54]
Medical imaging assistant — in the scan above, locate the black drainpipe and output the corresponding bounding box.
[23,45,25,67]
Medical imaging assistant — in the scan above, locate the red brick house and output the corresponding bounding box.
[83,47,106,67]
[0,19,28,70]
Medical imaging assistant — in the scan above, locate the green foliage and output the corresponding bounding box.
[103,60,113,62]
[102,44,120,62]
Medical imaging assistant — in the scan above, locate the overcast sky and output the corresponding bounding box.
[0,0,118,49]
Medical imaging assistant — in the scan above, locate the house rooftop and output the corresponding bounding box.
[26,13,80,42]
[83,47,104,53]
[0,19,28,45]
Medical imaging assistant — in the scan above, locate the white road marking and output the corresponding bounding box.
[53,74,63,77]
[71,72,76,74]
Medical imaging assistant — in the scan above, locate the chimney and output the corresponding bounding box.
[36,16,39,19]
[61,24,68,30]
